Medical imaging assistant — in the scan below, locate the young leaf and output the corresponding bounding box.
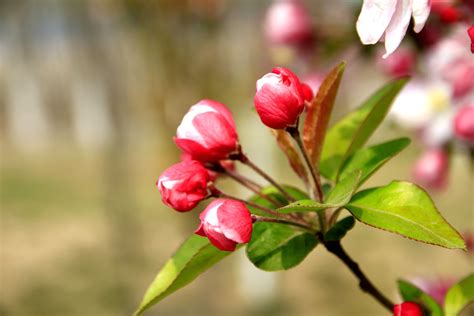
[444,274,474,316]
[278,170,361,213]
[320,78,408,181]
[271,129,309,187]
[303,62,346,168]
[346,181,466,249]
[247,185,309,217]
[135,235,232,315]
[397,279,443,316]
[339,137,411,187]
[246,222,318,271]
[325,216,356,242]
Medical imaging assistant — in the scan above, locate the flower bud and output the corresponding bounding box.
[301,83,314,102]
[393,302,423,316]
[377,47,416,77]
[254,67,306,129]
[175,100,239,162]
[195,199,253,251]
[412,148,449,190]
[157,160,211,212]
[454,106,474,143]
[264,0,313,47]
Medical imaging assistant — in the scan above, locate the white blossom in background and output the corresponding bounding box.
[356,0,431,58]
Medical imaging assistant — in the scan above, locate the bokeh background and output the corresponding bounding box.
[0,1,472,315]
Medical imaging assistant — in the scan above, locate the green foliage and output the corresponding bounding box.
[397,279,443,316]
[320,78,408,181]
[303,62,346,168]
[325,216,356,242]
[135,235,232,315]
[444,274,474,316]
[346,181,466,249]
[246,222,318,271]
[338,138,411,187]
[278,171,361,213]
[247,185,309,217]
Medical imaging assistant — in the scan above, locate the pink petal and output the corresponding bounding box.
[217,200,253,244]
[195,223,207,237]
[412,0,430,33]
[205,225,238,251]
[383,0,413,58]
[356,0,397,45]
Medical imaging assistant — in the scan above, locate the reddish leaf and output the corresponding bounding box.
[271,129,309,187]
[303,62,346,169]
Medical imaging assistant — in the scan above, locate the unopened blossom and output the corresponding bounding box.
[356,0,431,58]
[412,148,449,190]
[468,26,474,53]
[393,301,423,316]
[157,160,211,212]
[195,199,253,251]
[254,67,306,129]
[264,0,313,47]
[175,100,239,162]
[377,46,416,77]
[453,105,474,143]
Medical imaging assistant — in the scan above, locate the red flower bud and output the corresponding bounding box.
[393,302,423,316]
[195,199,253,251]
[254,67,306,129]
[377,47,416,77]
[469,26,474,53]
[301,82,314,102]
[454,105,474,143]
[175,100,239,162]
[264,0,313,47]
[412,148,449,190]
[157,160,211,212]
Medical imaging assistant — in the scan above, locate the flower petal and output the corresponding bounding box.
[217,200,253,244]
[383,0,413,58]
[356,0,397,45]
[412,0,430,33]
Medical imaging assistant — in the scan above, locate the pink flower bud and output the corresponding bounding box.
[301,83,314,102]
[157,160,211,212]
[377,47,416,77]
[393,302,423,316]
[175,100,239,162]
[254,67,306,129]
[454,105,474,143]
[264,0,313,47]
[469,26,474,53]
[412,148,449,190]
[195,199,253,251]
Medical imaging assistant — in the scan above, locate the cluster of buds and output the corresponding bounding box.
[157,67,313,251]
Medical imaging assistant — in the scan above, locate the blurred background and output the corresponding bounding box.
[0,0,472,315]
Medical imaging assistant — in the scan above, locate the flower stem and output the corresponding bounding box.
[231,149,296,202]
[286,125,326,232]
[320,236,394,312]
[252,215,316,232]
[224,169,282,207]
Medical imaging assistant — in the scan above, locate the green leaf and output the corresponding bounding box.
[397,279,443,316]
[303,62,346,168]
[135,235,232,315]
[246,222,318,271]
[325,216,356,241]
[346,181,466,249]
[247,185,309,217]
[320,78,409,181]
[278,171,361,213]
[444,274,474,316]
[271,129,310,187]
[339,138,411,187]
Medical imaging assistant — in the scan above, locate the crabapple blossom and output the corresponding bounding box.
[195,199,253,251]
[157,160,211,212]
[254,67,306,129]
[175,100,239,162]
